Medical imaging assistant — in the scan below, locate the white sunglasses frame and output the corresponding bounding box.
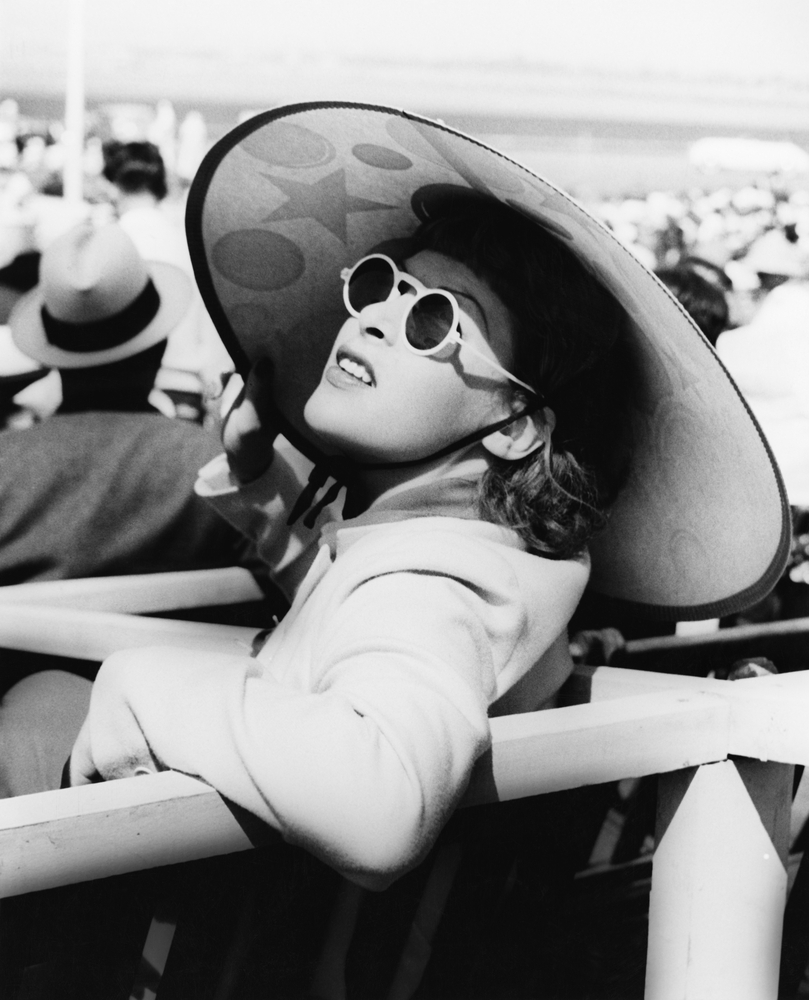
[340,254,538,396]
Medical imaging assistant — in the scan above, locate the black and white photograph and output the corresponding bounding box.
[0,2,808,997]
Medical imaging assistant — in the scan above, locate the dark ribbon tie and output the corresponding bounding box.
[41,278,161,353]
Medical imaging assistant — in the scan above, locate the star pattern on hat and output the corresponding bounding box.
[261,168,397,242]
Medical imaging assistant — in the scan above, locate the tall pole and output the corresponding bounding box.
[63,0,86,204]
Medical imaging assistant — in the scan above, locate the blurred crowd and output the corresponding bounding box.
[0,96,281,612]
[592,182,809,329]
[591,180,809,627]
[4,94,808,346]
[0,96,229,428]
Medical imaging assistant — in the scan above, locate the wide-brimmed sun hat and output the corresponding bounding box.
[185,101,789,621]
[10,220,192,369]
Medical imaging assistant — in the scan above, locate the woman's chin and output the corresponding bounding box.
[303,388,451,465]
[303,415,393,465]
[303,402,356,458]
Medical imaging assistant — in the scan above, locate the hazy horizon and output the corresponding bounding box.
[4,0,808,196]
[3,0,809,85]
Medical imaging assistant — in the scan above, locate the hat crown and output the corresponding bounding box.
[40,222,150,324]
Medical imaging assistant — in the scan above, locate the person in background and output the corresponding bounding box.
[102,140,233,422]
[0,248,62,425]
[743,224,809,295]
[0,326,49,430]
[716,230,809,623]
[0,220,263,586]
[656,258,730,346]
[0,248,39,325]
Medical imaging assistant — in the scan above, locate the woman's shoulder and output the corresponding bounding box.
[329,515,590,601]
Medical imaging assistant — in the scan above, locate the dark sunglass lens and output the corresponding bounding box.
[406,293,454,351]
[347,258,395,312]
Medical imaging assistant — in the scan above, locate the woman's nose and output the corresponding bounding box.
[358,296,404,342]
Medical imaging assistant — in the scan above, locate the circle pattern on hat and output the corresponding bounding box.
[351,144,413,171]
[211,229,305,291]
[241,122,335,168]
[384,116,458,172]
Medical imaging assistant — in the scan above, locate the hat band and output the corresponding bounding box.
[41,278,161,353]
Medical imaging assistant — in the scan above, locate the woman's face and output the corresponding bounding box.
[303,250,519,464]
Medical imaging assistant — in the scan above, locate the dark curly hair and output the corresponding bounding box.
[102,140,168,201]
[656,264,729,346]
[409,197,635,560]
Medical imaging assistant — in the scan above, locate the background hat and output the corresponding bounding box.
[0,325,48,393]
[186,102,789,621]
[10,221,192,369]
[742,228,809,279]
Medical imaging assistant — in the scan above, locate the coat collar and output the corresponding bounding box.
[320,471,483,558]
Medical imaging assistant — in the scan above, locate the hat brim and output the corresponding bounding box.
[186,101,789,621]
[8,260,193,369]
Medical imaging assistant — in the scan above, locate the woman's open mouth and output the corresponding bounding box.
[327,348,376,388]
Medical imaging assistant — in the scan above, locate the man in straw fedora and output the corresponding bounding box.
[0,104,792,997]
[0,219,262,592]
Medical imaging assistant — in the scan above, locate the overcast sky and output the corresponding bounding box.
[3,0,809,83]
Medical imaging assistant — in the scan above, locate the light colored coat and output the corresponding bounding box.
[82,442,589,888]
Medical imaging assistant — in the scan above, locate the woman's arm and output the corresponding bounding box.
[69,572,496,889]
[196,361,338,599]
[196,440,332,600]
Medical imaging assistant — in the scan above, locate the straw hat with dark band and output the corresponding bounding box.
[185,101,789,621]
[10,221,192,369]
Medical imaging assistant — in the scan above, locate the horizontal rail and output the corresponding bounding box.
[465,688,730,805]
[625,617,809,657]
[0,771,254,898]
[0,568,264,614]
[4,597,809,901]
[0,605,261,662]
[573,665,809,770]
[6,666,809,898]
[0,674,739,898]
[620,617,809,676]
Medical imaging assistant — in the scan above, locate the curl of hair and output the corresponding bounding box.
[411,197,635,560]
[102,141,168,201]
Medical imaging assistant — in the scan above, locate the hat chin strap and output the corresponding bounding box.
[356,400,543,470]
[287,400,542,528]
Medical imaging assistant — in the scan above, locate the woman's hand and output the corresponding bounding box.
[569,627,626,666]
[66,652,164,786]
[222,358,280,485]
[67,715,101,786]
[67,713,153,787]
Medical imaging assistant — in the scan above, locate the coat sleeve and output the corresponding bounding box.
[195,438,339,601]
[78,570,499,889]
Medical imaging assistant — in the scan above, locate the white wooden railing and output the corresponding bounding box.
[0,570,806,1000]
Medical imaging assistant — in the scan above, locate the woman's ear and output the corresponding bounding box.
[482,406,555,461]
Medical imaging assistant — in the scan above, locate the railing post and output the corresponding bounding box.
[645,758,793,1000]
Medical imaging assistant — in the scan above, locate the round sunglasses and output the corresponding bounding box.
[340,254,538,396]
